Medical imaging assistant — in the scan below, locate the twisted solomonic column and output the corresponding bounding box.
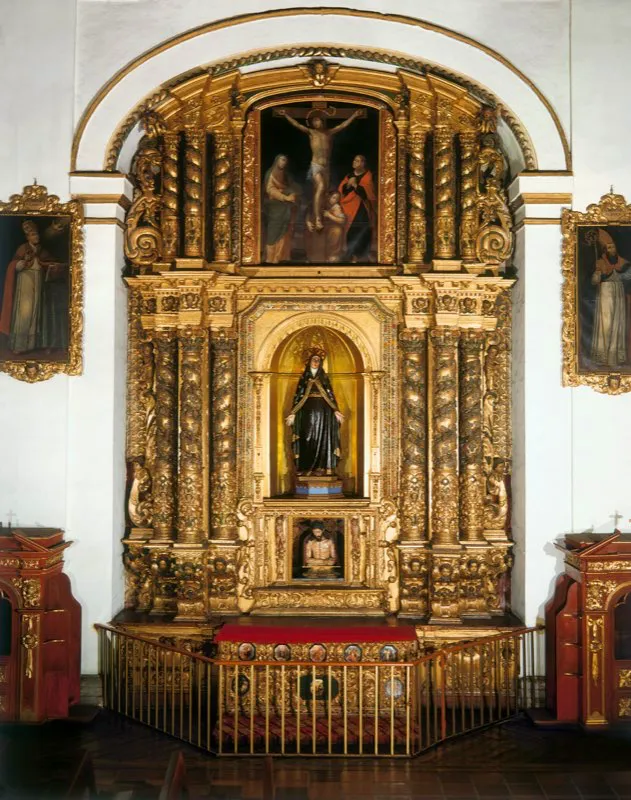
[161,132,180,260]
[459,130,480,263]
[399,329,428,541]
[459,329,486,542]
[433,131,456,260]
[407,133,427,264]
[211,334,237,540]
[152,330,178,541]
[213,133,232,262]
[183,130,204,257]
[430,328,460,545]
[177,330,206,544]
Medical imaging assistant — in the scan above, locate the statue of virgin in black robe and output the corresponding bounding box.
[285,351,343,475]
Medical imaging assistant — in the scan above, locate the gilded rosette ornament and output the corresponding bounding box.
[430,328,460,545]
[161,132,180,260]
[183,130,204,257]
[211,333,237,540]
[459,330,485,542]
[399,329,427,541]
[177,330,206,544]
[152,330,178,541]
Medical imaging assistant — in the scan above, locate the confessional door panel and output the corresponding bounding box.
[0,593,16,720]
[611,591,631,723]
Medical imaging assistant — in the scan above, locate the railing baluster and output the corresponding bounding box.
[327,665,332,755]
[280,665,285,756]
[311,664,316,755]
[218,665,224,755]
[358,665,363,755]
[265,665,270,755]
[296,665,301,756]
[389,664,395,756]
[233,664,239,755]
[374,665,379,756]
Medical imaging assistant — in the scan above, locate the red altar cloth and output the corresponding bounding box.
[215,623,417,644]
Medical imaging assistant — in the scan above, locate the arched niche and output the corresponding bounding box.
[269,324,365,498]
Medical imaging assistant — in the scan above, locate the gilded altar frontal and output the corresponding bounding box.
[121,60,515,627]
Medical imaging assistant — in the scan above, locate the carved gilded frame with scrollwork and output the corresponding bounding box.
[0,184,83,383]
[562,192,631,394]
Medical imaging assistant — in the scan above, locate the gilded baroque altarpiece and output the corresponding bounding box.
[119,61,516,630]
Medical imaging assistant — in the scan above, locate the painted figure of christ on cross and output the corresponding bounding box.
[276,105,365,231]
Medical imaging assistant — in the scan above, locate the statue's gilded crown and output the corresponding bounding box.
[303,346,326,363]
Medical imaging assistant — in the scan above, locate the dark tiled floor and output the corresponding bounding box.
[1,712,631,799]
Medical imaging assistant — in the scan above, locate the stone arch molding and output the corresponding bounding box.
[72,8,569,172]
[257,312,377,374]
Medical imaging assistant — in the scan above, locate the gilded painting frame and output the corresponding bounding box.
[562,191,631,394]
[241,93,396,268]
[0,183,83,383]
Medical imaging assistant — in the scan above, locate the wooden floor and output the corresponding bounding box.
[1,711,631,799]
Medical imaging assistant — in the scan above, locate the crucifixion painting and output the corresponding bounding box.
[261,102,379,265]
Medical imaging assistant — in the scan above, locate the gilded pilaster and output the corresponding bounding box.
[183,130,204,257]
[459,130,479,262]
[433,128,456,260]
[399,329,427,541]
[177,329,206,544]
[152,330,178,542]
[459,329,485,543]
[430,327,460,546]
[161,132,180,260]
[407,133,427,264]
[213,133,232,262]
[211,333,237,540]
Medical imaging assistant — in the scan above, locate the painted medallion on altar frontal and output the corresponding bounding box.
[261,102,379,266]
[292,518,345,582]
[0,184,82,382]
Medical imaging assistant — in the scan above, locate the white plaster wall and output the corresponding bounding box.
[0,0,76,526]
[4,0,631,672]
[75,0,570,141]
[568,0,631,537]
[0,0,127,672]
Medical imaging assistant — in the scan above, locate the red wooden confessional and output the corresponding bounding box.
[0,527,81,722]
[546,531,631,726]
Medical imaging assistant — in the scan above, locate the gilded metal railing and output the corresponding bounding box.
[95,624,543,757]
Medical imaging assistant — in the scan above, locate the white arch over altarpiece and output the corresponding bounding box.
[72,9,569,172]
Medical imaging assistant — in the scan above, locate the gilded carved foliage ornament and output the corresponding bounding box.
[562,191,631,394]
[0,183,83,382]
[124,115,165,271]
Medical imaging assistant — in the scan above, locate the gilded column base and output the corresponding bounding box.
[430,259,462,272]
[173,544,207,621]
[397,543,430,616]
[207,540,240,614]
[146,544,178,616]
[429,548,463,624]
